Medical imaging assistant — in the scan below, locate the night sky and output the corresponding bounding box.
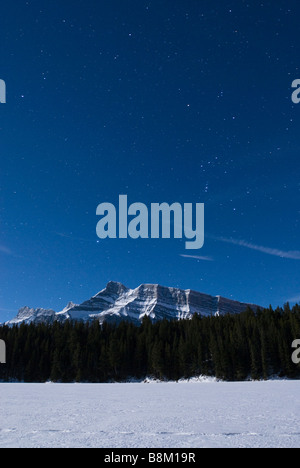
[1,0,300,322]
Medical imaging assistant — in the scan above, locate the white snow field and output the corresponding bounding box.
[0,380,300,448]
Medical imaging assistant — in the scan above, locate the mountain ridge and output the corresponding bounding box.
[5,281,259,326]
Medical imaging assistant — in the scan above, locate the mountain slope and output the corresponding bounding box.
[6,281,259,326]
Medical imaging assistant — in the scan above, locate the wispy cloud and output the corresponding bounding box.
[180,254,214,262]
[0,307,17,313]
[287,294,300,303]
[55,232,96,243]
[214,236,300,260]
[0,245,13,256]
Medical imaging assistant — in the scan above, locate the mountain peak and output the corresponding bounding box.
[58,302,78,315]
[106,281,128,293]
[92,281,128,299]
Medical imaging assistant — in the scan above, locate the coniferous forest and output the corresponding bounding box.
[0,305,300,383]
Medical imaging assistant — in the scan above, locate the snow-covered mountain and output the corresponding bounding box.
[6,281,258,326]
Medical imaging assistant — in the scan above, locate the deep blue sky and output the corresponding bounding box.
[1,0,300,321]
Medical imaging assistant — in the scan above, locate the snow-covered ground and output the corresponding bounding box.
[0,380,299,448]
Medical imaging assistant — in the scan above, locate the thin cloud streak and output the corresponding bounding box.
[55,232,97,243]
[214,236,300,260]
[180,254,214,262]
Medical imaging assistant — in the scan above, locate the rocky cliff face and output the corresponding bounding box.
[8,306,57,325]
[6,281,258,326]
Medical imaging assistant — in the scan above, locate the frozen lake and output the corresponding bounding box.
[0,380,299,448]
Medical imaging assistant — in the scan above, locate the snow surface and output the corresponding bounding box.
[0,380,299,448]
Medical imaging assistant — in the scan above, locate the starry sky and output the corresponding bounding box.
[1,0,300,322]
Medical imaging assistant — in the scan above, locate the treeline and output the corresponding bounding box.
[0,304,300,382]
